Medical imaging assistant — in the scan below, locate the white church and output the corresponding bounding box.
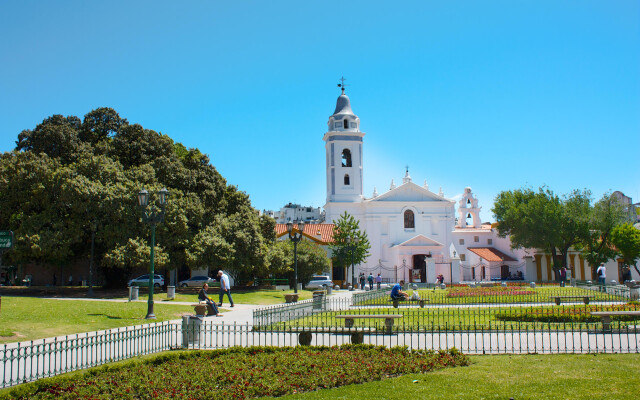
[315,86,637,286]
[321,86,525,285]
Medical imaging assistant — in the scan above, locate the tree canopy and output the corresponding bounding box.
[329,211,371,278]
[0,107,269,286]
[611,223,640,276]
[492,187,591,273]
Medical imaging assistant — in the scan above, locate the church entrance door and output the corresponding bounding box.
[412,255,427,283]
[501,265,509,280]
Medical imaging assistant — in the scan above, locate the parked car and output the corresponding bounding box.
[305,275,333,289]
[128,274,165,288]
[178,275,217,288]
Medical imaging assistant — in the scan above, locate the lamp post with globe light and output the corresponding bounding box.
[286,221,305,294]
[137,188,169,319]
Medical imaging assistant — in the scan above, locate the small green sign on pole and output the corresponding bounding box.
[0,231,14,249]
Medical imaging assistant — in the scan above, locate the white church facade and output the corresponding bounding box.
[269,87,640,288]
[321,87,525,285]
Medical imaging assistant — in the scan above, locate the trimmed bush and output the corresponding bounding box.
[0,345,468,399]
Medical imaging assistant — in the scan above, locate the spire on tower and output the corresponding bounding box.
[402,166,412,184]
[337,76,349,95]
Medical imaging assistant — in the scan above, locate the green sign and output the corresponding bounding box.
[0,231,13,249]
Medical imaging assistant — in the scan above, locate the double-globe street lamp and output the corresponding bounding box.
[286,221,305,294]
[137,188,169,319]
[347,236,360,290]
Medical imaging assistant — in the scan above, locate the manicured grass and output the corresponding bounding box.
[267,303,640,331]
[0,297,194,343]
[271,353,640,400]
[0,346,467,399]
[156,289,315,304]
[360,286,625,306]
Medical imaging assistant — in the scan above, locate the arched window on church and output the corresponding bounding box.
[343,119,349,129]
[341,149,352,167]
[344,174,350,185]
[404,210,415,229]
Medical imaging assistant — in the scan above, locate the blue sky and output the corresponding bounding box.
[1,1,638,222]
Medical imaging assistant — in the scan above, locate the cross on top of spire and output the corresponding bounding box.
[337,76,349,94]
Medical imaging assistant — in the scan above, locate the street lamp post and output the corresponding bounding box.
[347,236,360,290]
[137,188,169,319]
[286,221,305,294]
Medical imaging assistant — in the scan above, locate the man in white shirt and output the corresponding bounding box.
[217,270,234,307]
[596,263,606,288]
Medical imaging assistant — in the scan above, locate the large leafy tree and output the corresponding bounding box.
[492,187,591,275]
[329,211,371,279]
[0,108,269,287]
[580,193,625,273]
[611,223,640,276]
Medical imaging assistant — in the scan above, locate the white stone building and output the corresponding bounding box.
[320,88,640,286]
[262,203,324,224]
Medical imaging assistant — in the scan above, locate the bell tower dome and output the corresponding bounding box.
[323,80,365,207]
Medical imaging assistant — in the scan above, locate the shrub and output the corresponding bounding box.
[0,345,468,399]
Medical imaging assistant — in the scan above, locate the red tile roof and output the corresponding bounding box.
[467,247,517,262]
[275,224,335,244]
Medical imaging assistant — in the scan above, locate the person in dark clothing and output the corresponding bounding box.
[198,283,223,317]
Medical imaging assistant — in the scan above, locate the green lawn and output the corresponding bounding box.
[0,297,194,343]
[358,286,625,306]
[154,288,315,304]
[266,303,640,331]
[271,353,640,400]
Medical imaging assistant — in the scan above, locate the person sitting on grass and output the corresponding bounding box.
[198,283,223,317]
[390,280,410,301]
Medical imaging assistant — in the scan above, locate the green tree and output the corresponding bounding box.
[0,108,270,287]
[266,240,331,287]
[80,107,128,145]
[329,211,371,282]
[580,193,625,274]
[102,238,169,286]
[16,114,86,164]
[611,223,640,276]
[492,187,591,276]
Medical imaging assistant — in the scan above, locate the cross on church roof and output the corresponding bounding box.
[337,76,349,94]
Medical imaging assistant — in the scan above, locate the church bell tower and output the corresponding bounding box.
[323,80,365,205]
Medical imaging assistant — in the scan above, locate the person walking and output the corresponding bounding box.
[375,273,382,290]
[367,273,374,290]
[596,263,606,290]
[198,283,222,317]
[217,270,234,307]
[359,273,365,290]
[559,266,567,287]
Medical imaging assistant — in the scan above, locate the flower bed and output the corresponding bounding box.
[446,287,535,298]
[495,303,640,323]
[0,345,468,400]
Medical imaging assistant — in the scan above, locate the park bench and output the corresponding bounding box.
[550,296,593,305]
[388,298,429,308]
[289,326,376,345]
[590,311,640,332]
[336,314,403,335]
